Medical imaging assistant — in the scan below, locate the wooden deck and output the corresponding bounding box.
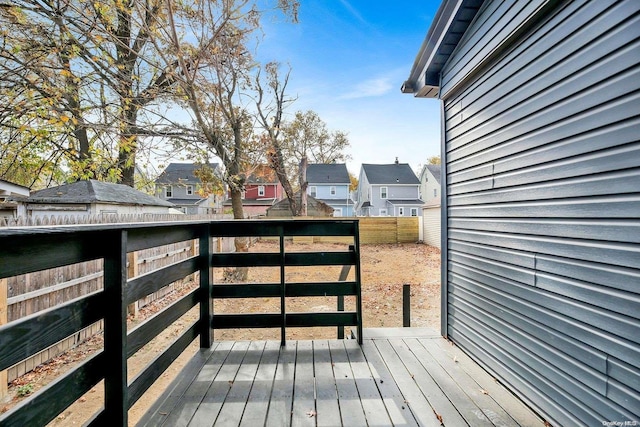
[138,328,544,426]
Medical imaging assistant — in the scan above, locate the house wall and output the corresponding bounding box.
[356,168,370,214]
[420,169,440,205]
[308,184,349,199]
[422,205,440,249]
[157,184,199,200]
[370,185,419,215]
[326,203,354,217]
[439,1,640,426]
[27,203,171,218]
[243,183,280,200]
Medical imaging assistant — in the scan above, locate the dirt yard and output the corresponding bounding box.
[1,241,441,425]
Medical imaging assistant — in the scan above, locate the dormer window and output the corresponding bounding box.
[186,185,194,195]
[165,186,173,198]
[330,186,336,196]
[258,185,265,196]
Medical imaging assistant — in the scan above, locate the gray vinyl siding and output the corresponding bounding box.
[440,1,640,426]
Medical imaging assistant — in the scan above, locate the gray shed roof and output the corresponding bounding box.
[387,199,425,205]
[317,198,355,205]
[29,180,173,207]
[155,163,219,185]
[167,198,205,206]
[362,163,420,185]
[307,164,350,184]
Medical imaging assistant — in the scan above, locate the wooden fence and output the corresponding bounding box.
[292,216,420,244]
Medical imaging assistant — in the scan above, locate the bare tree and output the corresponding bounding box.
[254,62,302,215]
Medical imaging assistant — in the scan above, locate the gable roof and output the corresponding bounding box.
[29,180,173,207]
[267,194,334,216]
[306,163,350,184]
[361,163,420,185]
[155,163,219,185]
[424,164,442,185]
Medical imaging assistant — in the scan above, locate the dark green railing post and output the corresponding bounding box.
[337,244,354,340]
[279,226,286,346]
[103,230,128,425]
[403,284,411,327]
[354,222,363,344]
[200,224,213,348]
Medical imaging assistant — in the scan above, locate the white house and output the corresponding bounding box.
[0,179,30,219]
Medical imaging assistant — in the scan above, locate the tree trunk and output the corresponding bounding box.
[268,144,299,215]
[299,156,308,216]
[224,187,249,282]
[117,106,138,187]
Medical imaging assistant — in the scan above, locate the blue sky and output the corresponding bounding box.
[258,0,443,176]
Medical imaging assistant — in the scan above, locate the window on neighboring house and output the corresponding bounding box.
[241,191,245,199]
[380,186,388,199]
[379,208,387,216]
[165,186,172,198]
[411,208,418,217]
[330,186,336,196]
[186,185,194,195]
[333,208,342,217]
[434,188,438,198]
[258,185,265,196]
[310,186,317,197]
[398,207,404,216]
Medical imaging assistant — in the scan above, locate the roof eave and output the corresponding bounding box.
[401,0,484,99]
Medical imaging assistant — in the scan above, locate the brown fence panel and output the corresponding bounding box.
[396,217,420,243]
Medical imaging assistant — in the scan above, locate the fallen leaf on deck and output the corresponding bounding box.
[306,410,316,417]
[480,389,489,395]
[433,409,443,424]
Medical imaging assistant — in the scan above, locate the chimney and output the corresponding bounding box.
[395,157,399,165]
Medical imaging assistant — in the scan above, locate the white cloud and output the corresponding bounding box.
[340,76,394,100]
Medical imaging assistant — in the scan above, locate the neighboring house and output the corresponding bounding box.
[266,194,334,218]
[155,163,222,214]
[222,165,284,217]
[419,164,442,248]
[26,179,174,218]
[418,164,441,205]
[402,1,640,426]
[0,179,30,219]
[306,163,355,217]
[356,160,424,217]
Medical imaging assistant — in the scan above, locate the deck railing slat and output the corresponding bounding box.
[127,289,199,357]
[0,292,104,371]
[126,257,199,304]
[0,352,104,427]
[128,321,200,408]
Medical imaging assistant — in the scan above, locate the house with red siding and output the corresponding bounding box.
[223,165,284,217]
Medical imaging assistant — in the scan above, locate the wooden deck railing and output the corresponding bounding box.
[0,219,362,426]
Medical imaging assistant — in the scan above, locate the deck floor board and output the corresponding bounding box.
[138,329,545,427]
